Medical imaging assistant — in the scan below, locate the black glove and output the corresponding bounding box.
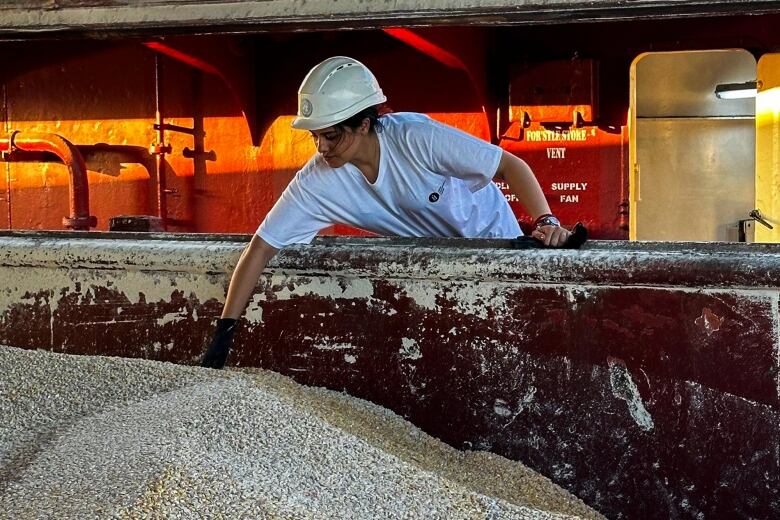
[511,222,589,250]
[201,318,239,369]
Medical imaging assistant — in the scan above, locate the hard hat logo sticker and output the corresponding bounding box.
[301,99,313,117]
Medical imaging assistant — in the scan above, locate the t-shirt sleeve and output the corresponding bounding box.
[257,170,332,249]
[405,117,503,192]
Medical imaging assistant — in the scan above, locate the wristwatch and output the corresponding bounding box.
[534,214,561,229]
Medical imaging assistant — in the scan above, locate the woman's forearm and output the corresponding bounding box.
[495,150,551,219]
[221,235,279,319]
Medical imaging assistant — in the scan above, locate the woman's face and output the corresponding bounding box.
[310,122,366,168]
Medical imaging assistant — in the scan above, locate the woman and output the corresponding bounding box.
[201,56,572,368]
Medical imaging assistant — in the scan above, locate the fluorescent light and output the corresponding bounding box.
[715,81,757,99]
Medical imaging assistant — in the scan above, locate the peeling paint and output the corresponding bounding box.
[552,462,576,481]
[695,307,724,336]
[267,275,374,303]
[314,342,354,351]
[774,295,780,405]
[493,399,512,417]
[245,294,265,325]
[0,266,224,316]
[402,281,509,320]
[494,387,537,430]
[608,358,655,432]
[157,310,190,326]
[399,337,422,360]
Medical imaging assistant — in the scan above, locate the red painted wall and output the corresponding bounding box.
[0,31,627,238]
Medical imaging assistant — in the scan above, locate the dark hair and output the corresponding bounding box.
[337,105,385,134]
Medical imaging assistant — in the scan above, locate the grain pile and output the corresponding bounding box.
[0,346,603,519]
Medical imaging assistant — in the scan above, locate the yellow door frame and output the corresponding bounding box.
[756,53,780,242]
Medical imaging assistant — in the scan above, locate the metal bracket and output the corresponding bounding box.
[749,209,774,229]
[149,142,173,155]
[182,147,216,161]
[154,123,198,136]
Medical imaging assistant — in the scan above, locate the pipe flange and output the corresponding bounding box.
[8,130,22,151]
[149,142,172,155]
[1,130,22,160]
[62,215,98,230]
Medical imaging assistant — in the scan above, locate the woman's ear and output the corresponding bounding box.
[360,117,370,134]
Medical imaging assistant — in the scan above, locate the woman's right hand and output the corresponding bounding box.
[201,318,239,369]
[202,235,279,368]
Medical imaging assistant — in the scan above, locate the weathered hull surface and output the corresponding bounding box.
[0,231,778,519]
[4,0,780,37]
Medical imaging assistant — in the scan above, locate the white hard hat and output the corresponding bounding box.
[292,56,387,131]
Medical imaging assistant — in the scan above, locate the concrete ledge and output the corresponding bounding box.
[2,0,780,37]
[1,231,780,288]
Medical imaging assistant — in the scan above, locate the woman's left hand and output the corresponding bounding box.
[531,224,572,247]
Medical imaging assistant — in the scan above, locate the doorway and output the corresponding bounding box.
[630,50,756,241]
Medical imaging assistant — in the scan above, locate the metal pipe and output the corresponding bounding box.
[154,53,168,229]
[2,85,10,228]
[0,131,96,231]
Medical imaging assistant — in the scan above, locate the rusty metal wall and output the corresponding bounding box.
[0,35,488,235]
[1,33,629,237]
[0,231,777,519]
[499,123,627,238]
[499,59,628,238]
[0,42,288,233]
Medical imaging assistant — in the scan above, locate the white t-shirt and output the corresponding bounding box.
[257,112,522,248]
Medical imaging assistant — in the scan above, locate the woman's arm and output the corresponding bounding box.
[201,234,279,368]
[495,150,571,247]
[221,234,280,319]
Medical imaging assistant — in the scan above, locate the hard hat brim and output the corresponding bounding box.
[291,94,387,131]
